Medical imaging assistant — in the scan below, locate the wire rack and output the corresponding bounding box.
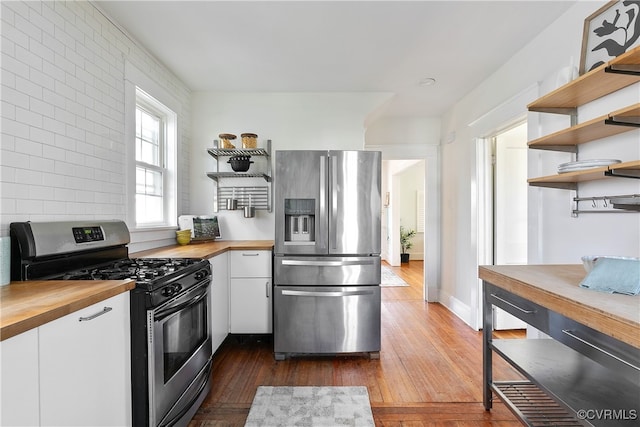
[215,186,270,212]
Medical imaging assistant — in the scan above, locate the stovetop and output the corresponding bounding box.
[52,257,207,289]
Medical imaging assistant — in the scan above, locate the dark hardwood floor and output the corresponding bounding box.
[189,260,524,426]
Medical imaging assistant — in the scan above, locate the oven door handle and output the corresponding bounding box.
[154,283,209,322]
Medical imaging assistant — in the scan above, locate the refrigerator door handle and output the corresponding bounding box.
[282,289,376,297]
[330,154,338,250]
[319,154,327,251]
[281,259,376,267]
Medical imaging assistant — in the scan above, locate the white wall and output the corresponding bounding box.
[0,1,192,251]
[190,91,391,240]
[439,1,640,328]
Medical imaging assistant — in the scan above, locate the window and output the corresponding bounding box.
[134,88,177,227]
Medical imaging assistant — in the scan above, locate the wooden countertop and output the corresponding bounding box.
[0,280,135,341]
[479,264,640,349]
[131,240,274,259]
[1,240,273,342]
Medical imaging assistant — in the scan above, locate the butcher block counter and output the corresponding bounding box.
[1,240,273,342]
[479,264,640,348]
[131,239,274,259]
[0,279,135,341]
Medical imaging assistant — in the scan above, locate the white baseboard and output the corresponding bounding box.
[438,290,473,329]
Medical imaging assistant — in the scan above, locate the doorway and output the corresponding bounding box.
[384,160,425,267]
[490,121,528,329]
[369,143,439,302]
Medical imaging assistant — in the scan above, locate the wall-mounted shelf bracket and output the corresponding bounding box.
[604,170,640,179]
[604,117,640,127]
[605,64,640,76]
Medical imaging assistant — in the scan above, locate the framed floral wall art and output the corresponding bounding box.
[580,0,640,74]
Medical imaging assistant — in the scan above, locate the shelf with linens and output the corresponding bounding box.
[206,139,272,212]
[526,46,640,214]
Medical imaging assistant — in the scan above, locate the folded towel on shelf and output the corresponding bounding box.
[580,258,640,295]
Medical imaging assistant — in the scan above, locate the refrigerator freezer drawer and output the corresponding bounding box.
[274,285,381,356]
[273,256,380,286]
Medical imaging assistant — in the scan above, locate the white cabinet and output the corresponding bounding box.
[0,328,40,427]
[39,292,131,427]
[209,252,229,352]
[0,292,131,427]
[229,250,272,333]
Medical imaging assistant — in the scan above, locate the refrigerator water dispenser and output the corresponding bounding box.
[284,199,315,243]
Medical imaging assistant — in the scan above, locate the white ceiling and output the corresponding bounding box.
[95,0,576,120]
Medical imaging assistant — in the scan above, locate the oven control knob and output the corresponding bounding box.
[161,284,182,297]
[195,269,210,280]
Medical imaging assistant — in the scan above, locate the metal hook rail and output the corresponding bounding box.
[572,193,640,216]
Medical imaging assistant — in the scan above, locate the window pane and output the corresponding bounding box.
[136,107,161,166]
[136,194,164,224]
[136,167,163,196]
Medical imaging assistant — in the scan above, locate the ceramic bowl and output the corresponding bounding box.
[176,234,191,245]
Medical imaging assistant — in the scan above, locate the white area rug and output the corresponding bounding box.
[380,265,409,287]
[244,386,374,427]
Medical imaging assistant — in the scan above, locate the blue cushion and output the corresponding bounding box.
[580,258,640,295]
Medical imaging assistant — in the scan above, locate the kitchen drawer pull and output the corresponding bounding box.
[241,253,260,256]
[561,329,640,372]
[78,306,112,322]
[490,294,536,314]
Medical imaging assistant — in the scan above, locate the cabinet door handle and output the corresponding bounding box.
[561,329,640,372]
[490,294,536,314]
[79,306,112,322]
[242,253,260,256]
[266,281,270,298]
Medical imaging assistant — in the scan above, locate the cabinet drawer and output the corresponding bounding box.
[230,250,271,277]
[485,283,549,334]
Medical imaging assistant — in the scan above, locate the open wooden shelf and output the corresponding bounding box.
[528,104,640,152]
[528,160,640,190]
[527,46,640,114]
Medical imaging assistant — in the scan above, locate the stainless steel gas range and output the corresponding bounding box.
[10,220,212,427]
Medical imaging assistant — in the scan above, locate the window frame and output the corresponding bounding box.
[133,87,177,229]
[123,75,178,231]
[135,93,168,227]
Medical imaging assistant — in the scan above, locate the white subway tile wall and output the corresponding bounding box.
[0,1,192,235]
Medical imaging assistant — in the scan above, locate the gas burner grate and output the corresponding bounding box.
[56,258,205,286]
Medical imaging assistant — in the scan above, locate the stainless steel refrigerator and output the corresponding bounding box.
[273,150,381,360]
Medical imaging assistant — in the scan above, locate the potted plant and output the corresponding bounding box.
[400,226,416,263]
